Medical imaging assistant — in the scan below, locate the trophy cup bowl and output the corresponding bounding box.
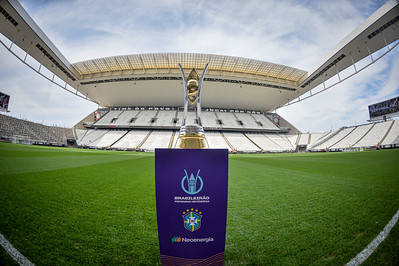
[175,124,208,149]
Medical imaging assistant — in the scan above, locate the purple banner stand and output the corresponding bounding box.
[155,148,228,265]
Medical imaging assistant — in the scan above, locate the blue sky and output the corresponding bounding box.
[0,0,398,131]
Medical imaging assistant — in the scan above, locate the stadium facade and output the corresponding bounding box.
[1,0,399,152]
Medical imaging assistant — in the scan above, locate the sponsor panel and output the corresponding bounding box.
[155,149,228,265]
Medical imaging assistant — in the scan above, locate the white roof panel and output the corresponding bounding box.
[72,53,307,85]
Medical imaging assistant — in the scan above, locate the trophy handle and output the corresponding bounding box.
[197,63,210,126]
[178,63,188,127]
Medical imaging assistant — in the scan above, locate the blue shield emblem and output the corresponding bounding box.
[183,209,202,232]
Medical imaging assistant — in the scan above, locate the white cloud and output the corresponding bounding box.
[375,50,399,100]
[1,0,397,130]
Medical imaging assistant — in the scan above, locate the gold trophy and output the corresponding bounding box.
[175,63,210,149]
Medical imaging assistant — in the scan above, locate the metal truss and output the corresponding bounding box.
[0,36,95,104]
[281,40,399,108]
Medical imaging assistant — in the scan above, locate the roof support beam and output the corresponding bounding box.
[23,41,33,62]
[334,64,341,82]
[365,42,374,62]
[349,53,357,72]
[8,28,19,49]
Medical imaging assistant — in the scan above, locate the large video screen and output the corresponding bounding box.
[368,96,399,120]
[0,92,10,111]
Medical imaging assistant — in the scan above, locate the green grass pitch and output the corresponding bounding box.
[0,142,398,265]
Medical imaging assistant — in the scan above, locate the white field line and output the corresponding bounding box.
[346,209,399,266]
[0,232,34,266]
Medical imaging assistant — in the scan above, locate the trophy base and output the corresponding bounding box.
[175,125,209,149]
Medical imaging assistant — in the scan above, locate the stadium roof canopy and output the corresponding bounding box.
[72,53,307,85]
[71,53,307,110]
[1,0,399,111]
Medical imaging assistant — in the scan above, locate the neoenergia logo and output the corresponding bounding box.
[171,237,182,242]
[171,237,214,243]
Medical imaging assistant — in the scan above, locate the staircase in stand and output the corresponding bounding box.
[137,130,153,150]
[221,132,235,151]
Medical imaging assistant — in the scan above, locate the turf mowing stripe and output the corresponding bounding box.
[0,232,34,266]
[346,209,399,266]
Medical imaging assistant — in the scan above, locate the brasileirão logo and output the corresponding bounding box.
[181,169,203,195]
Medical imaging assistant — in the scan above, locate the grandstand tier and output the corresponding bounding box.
[58,109,394,152]
[89,108,284,133]
[1,112,398,152]
[309,120,398,151]
[330,124,373,150]
[0,113,73,145]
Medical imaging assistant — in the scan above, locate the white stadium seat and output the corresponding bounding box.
[381,120,399,145]
[112,130,150,149]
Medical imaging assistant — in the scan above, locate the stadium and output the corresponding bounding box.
[0,0,399,265]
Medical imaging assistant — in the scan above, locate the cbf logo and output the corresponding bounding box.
[181,169,203,195]
[183,208,202,232]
